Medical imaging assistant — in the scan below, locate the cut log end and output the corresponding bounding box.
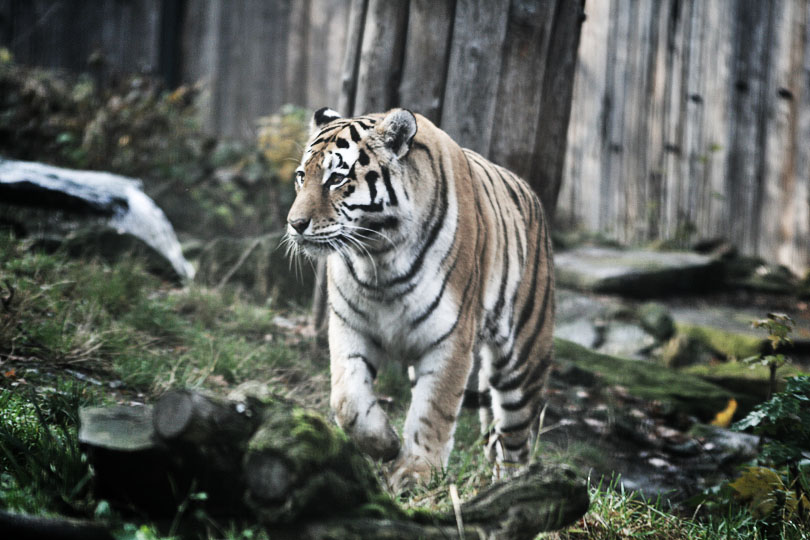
[244,452,293,503]
[153,390,195,441]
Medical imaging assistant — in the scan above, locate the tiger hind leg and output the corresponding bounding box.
[487,339,552,467]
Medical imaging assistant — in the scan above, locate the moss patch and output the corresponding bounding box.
[554,338,733,421]
[676,323,763,360]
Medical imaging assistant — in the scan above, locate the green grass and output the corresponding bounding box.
[0,234,311,396]
[1,234,808,539]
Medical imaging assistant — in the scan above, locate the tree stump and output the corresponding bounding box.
[76,387,589,537]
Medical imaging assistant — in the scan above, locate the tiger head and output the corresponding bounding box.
[286,107,418,257]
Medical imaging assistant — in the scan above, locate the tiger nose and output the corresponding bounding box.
[288,217,310,234]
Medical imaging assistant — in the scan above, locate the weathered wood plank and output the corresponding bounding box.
[353,0,409,113]
[305,0,350,109]
[398,0,455,123]
[440,0,510,155]
[488,0,556,181]
[526,0,585,217]
[558,0,612,232]
[336,0,369,116]
[787,0,810,276]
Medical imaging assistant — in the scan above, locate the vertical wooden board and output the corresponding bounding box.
[600,0,631,240]
[487,0,556,180]
[180,0,224,133]
[304,0,350,109]
[337,0,368,115]
[286,0,310,105]
[559,0,611,232]
[765,0,805,274]
[660,0,687,240]
[726,0,770,255]
[526,0,584,217]
[210,0,243,136]
[644,0,674,239]
[697,0,734,239]
[758,0,789,263]
[353,0,409,113]
[624,0,659,242]
[440,0,510,155]
[788,0,810,275]
[246,0,293,128]
[682,0,708,237]
[398,0,455,123]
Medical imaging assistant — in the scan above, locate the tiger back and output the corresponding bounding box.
[286,107,554,490]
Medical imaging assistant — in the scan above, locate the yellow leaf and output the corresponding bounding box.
[730,467,799,520]
[710,398,737,427]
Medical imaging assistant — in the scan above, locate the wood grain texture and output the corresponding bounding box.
[560,0,810,275]
[398,0,455,123]
[440,0,510,155]
[353,0,409,113]
[488,0,556,180]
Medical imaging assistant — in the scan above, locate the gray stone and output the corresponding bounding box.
[555,246,723,296]
[555,319,599,349]
[597,322,656,359]
[0,159,194,281]
[638,302,675,341]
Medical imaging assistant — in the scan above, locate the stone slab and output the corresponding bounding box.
[555,246,723,297]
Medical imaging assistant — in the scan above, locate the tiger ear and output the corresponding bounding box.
[376,109,417,159]
[310,107,342,135]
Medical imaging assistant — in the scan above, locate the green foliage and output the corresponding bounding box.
[0,380,97,515]
[0,60,310,239]
[733,376,810,467]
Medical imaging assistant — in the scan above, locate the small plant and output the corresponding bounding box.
[731,375,810,525]
[743,313,794,400]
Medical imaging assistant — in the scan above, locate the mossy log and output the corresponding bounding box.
[77,389,588,537]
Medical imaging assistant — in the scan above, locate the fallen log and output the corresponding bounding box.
[76,387,589,537]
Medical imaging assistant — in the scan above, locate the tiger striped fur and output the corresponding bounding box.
[286,108,555,490]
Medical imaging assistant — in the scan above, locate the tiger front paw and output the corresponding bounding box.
[387,454,434,493]
[338,403,400,461]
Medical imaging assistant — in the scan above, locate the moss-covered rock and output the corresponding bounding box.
[244,402,399,524]
[675,323,763,360]
[658,334,717,368]
[554,338,733,421]
[638,302,675,341]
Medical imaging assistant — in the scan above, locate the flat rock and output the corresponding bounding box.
[555,247,722,296]
[0,159,194,281]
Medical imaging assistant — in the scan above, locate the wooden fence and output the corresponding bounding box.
[0,0,584,214]
[559,0,810,276]
[3,0,808,274]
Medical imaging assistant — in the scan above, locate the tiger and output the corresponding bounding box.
[286,107,555,490]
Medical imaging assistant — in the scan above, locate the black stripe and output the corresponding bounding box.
[348,124,362,143]
[347,353,377,379]
[380,165,398,206]
[330,305,382,350]
[385,146,449,287]
[504,438,529,451]
[418,260,475,354]
[334,283,369,320]
[409,248,461,328]
[515,212,545,336]
[500,384,542,412]
[499,416,534,435]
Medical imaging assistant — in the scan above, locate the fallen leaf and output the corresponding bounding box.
[710,398,737,427]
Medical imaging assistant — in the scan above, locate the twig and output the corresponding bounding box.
[216,237,263,290]
[449,484,465,540]
[1,280,14,311]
